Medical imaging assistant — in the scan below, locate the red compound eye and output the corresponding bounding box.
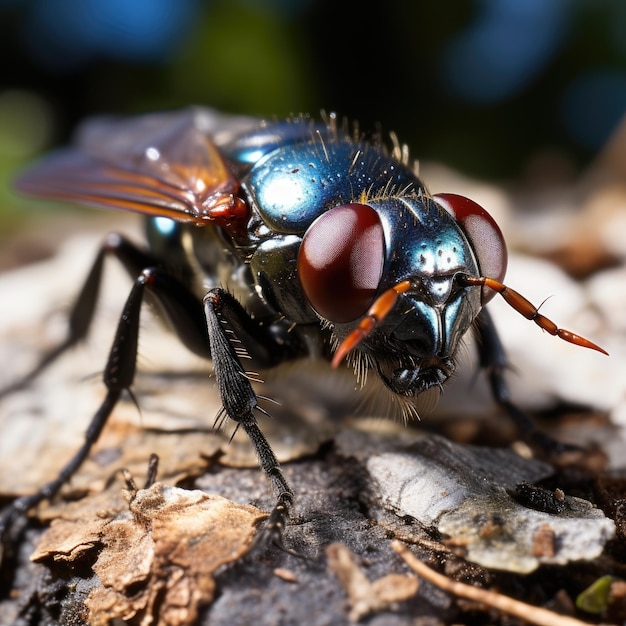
[434,193,508,303]
[298,203,385,323]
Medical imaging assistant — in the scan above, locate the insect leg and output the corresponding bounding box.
[0,233,163,398]
[473,308,571,454]
[0,265,146,553]
[0,263,215,555]
[204,288,295,548]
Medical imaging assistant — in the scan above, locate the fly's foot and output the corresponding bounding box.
[250,492,305,559]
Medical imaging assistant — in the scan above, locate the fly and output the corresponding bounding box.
[0,108,607,551]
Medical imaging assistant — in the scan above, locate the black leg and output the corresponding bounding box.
[1,268,303,556]
[204,288,295,548]
[0,264,212,554]
[473,308,570,453]
[0,233,162,399]
[0,265,146,552]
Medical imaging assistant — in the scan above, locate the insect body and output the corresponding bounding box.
[0,108,606,548]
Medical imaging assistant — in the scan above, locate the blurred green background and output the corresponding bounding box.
[1,0,626,238]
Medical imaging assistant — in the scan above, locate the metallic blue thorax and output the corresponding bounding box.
[230,122,421,234]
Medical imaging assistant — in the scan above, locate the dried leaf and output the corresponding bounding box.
[33,482,264,626]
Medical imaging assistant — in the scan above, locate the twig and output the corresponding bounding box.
[391,540,600,626]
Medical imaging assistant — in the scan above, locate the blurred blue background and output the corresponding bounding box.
[1,0,626,229]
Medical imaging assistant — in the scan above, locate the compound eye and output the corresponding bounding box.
[434,193,508,303]
[298,203,385,323]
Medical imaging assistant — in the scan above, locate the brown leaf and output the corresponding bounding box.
[33,482,263,626]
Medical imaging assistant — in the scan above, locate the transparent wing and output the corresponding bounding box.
[16,108,259,224]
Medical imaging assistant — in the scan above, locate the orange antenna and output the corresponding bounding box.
[332,280,411,368]
[459,275,608,355]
